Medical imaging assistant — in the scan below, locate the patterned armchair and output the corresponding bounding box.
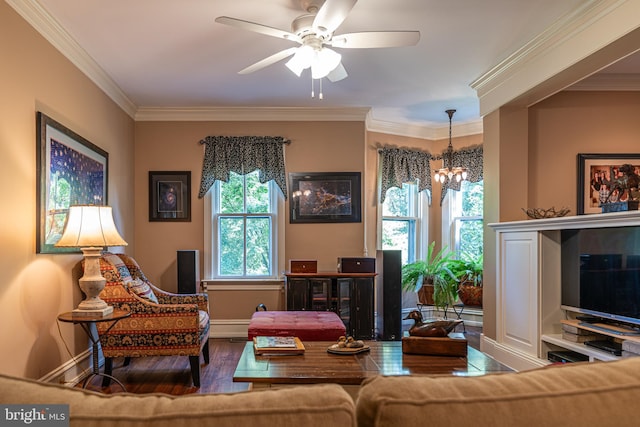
[93,252,210,387]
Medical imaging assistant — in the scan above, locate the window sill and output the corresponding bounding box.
[202,279,284,291]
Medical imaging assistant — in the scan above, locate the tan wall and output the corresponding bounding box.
[0,3,134,379]
[133,121,366,318]
[529,91,640,210]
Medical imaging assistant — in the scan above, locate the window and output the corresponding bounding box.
[380,183,429,265]
[443,180,483,260]
[207,170,282,279]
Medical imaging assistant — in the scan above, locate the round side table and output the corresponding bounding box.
[57,309,131,391]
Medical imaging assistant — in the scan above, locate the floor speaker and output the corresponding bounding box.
[177,250,199,294]
[375,250,402,341]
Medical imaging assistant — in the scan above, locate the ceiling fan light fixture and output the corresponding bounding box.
[285,45,314,76]
[311,47,341,79]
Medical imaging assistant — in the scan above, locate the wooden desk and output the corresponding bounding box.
[233,339,512,394]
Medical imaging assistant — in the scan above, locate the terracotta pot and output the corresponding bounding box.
[458,282,482,307]
[417,283,435,305]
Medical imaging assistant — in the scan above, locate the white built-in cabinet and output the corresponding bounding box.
[487,211,640,371]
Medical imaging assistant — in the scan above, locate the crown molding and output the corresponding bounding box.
[134,106,371,122]
[7,0,138,118]
[366,116,483,140]
[470,0,634,115]
[566,73,640,91]
[471,0,614,93]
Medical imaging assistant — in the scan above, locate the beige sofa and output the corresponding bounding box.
[3,357,640,427]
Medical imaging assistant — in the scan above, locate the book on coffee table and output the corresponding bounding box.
[253,336,305,355]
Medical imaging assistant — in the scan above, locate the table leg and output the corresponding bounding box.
[77,322,127,392]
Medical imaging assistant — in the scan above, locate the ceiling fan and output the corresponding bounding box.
[215,0,420,83]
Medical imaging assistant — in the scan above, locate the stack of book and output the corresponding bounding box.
[253,336,305,355]
[562,322,598,343]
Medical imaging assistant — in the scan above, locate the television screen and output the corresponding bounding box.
[561,226,640,325]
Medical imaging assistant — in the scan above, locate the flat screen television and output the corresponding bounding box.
[561,226,640,326]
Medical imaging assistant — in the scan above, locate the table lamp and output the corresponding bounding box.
[55,205,128,316]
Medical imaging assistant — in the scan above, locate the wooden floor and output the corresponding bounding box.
[90,326,502,395]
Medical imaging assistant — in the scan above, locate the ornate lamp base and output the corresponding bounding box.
[73,247,113,317]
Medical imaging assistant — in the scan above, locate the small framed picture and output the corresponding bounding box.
[577,153,640,214]
[149,171,191,222]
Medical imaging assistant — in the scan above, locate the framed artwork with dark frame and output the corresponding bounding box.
[36,112,108,254]
[577,153,640,215]
[289,172,361,223]
[149,171,191,222]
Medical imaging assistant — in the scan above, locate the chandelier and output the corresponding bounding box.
[434,109,468,184]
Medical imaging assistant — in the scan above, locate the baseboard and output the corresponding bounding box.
[211,318,250,338]
[40,349,92,386]
[480,334,547,371]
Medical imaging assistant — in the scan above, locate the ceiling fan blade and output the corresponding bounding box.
[238,47,299,74]
[330,31,420,48]
[326,62,348,82]
[313,0,357,33]
[215,16,301,43]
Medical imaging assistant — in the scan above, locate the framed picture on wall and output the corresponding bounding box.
[149,171,191,221]
[289,172,361,223]
[577,153,640,215]
[36,112,109,254]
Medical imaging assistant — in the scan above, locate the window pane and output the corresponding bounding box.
[219,217,244,275]
[382,219,414,265]
[245,171,270,214]
[220,173,244,214]
[246,217,271,275]
[456,218,483,259]
[382,185,410,217]
[461,181,483,216]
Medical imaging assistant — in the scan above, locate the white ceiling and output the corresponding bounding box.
[12,0,608,131]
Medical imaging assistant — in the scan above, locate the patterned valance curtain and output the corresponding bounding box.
[437,145,483,205]
[379,148,432,203]
[198,136,289,199]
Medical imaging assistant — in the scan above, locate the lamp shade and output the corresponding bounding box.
[55,205,127,248]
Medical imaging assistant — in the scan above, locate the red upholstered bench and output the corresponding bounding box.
[248,311,346,341]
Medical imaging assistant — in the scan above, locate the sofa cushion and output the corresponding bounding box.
[356,357,640,427]
[0,374,356,427]
[128,278,159,304]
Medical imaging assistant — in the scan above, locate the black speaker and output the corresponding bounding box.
[177,250,200,294]
[375,250,402,341]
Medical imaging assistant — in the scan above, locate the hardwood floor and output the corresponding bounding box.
[91,326,493,395]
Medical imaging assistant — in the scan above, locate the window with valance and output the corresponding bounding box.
[198,136,288,199]
[379,145,483,205]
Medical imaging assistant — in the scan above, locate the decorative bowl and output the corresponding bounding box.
[522,207,570,219]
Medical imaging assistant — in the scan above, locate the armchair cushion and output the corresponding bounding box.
[128,278,159,304]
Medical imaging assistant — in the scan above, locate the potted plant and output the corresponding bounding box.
[401,242,459,310]
[454,253,483,307]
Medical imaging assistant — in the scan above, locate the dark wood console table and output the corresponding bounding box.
[285,272,376,339]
